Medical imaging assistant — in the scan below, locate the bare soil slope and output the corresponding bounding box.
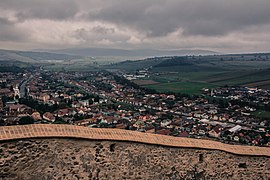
[0,138,269,179]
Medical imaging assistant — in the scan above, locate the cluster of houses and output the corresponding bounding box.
[65,71,270,146]
[0,72,26,100]
[123,69,149,80]
[203,86,270,107]
[0,70,269,147]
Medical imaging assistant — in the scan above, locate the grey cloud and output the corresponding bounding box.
[89,0,270,37]
[2,0,270,37]
[0,18,28,41]
[0,0,270,52]
[73,26,127,43]
[0,17,11,25]
[73,28,92,41]
[91,26,115,34]
[0,0,79,21]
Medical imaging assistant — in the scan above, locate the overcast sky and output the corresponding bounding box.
[0,0,270,53]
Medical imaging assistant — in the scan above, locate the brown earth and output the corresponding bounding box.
[0,138,269,180]
[242,80,270,88]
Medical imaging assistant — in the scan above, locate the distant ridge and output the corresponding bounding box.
[0,49,82,63]
[42,48,218,57]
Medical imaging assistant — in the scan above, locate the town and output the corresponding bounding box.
[0,68,269,147]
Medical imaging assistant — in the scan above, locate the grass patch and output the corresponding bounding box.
[144,81,217,95]
[251,110,270,119]
[133,79,159,85]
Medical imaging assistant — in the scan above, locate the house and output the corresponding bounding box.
[0,98,3,109]
[156,129,171,135]
[229,125,242,133]
[38,93,50,103]
[49,97,61,105]
[209,126,221,138]
[72,101,81,108]
[115,123,127,129]
[104,116,115,124]
[145,127,155,134]
[31,111,42,121]
[8,104,25,113]
[233,136,240,142]
[62,94,71,99]
[160,119,171,127]
[99,99,108,104]
[0,88,11,96]
[77,108,87,115]
[133,120,145,129]
[74,118,97,126]
[43,112,55,122]
[79,100,90,107]
[178,131,189,137]
[57,108,71,117]
[198,129,206,135]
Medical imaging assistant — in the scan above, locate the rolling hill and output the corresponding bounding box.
[0,49,83,63]
[43,48,218,57]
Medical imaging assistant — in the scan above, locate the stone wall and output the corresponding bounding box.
[0,138,269,179]
[0,124,269,156]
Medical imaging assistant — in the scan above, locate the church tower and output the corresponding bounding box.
[14,84,20,99]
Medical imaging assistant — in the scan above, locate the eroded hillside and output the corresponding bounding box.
[0,138,269,179]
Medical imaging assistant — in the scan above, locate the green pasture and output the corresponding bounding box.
[251,110,270,119]
[144,81,216,95]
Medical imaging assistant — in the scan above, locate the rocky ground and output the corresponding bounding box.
[0,138,269,179]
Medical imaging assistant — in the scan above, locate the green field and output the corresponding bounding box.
[144,81,217,95]
[143,69,270,94]
[107,54,270,94]
[251,111,270,119]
